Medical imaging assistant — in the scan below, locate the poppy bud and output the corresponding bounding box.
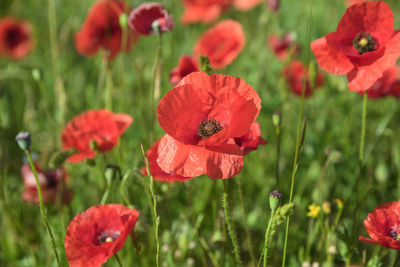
[105,164,120,182]
[199,55,212,75]
[31,68,42,82]
[15,131,31,151]
[119,13,128,29]
[269,190,282,211]
[272,111,280,127]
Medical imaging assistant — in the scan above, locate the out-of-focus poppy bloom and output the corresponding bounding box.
[128,2,174,35]
[65,204,139,267]
[266,0,279,12]
[21,163,72,205]
[194,20,245,69]
[283,61,324,97]
[157,72,261,179]
[234,0,262,11]
[62,109,133,163]
[181,0,232,24]
[234,122,267,154]
[0,17,33,60]
[346,0,364,7]
[75,0,136,59]
[169,55,199,85]
[359,201,400,250]
[359,66,400,99]
[268,32,299,61]
[142,139,193,182]
[311,1,400,92]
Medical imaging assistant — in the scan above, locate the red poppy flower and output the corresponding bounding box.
[169,55,199,85]
[234,122,267,154]
[142,138,193,182]
[359,66,400,99]
[75,0,136,59]
[268,32,299,61]
[65,204,139,267]
[234,0,262,11]
[359,201,400,250]
[0,16,33,60]
[156,72,261,179]
[21,163,72,205]
[311,1,400,92]
[194,20,245,69]
[62,109,133,163]
[181,0,232,24]
[128,2,173,35]
[346,0,365,7]
[283,61,324,97]
[266,0,279,12]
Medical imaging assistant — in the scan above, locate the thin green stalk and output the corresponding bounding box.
[25,151,62,267]
[115,253,124,267]
[97,52,107,107]
[222,179,241,265]
[105,60,113,110]
[236,175,256,265]
[141,144,160,267]
[100,176,112,204]
[359,91,368,163]
[120,170,134,207]
[275,115,281,187]
[263,210,275,267]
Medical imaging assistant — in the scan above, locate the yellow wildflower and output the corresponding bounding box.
[307,203,320,218]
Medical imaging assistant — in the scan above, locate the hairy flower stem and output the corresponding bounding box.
[105,61,113,110]
[115,253,124,267]
[275,117,281,188]
[141,145,160,267]
[151,32,163,143]
[263,210,275,267]
[359,92,368,163]
[25,150,62,267]
[236,176,256,265]
[222,179,241,265]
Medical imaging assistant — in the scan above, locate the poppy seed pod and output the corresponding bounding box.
[15,131,31,151]
[269,190,282,211]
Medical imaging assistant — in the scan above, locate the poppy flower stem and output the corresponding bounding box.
[25,150,62,267]
[105,60,113,110]
[359,91,368,163]
[114,253,124,267]
[263,210,275,267]
[222,179,241,265]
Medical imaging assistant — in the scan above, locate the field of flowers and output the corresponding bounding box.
[2,0,400,266]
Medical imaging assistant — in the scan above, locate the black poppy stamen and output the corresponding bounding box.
[389,228,400,240]
[198,117,223,139]
[97,231,120,245]
[353,32,376,55]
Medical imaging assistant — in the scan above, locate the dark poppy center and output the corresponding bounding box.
[198,118,223,139]
[389,228,400,240]
[97,230,120,245]
[353,32,376,55]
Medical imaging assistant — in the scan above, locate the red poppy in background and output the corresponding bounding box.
[233,0,263,11]
[128,2,174,35]
[283,61,324,97]
[0,17,33,60]
[268,32,299,61]
[75,0,136,59]
[194,20,245,69]
[157,72,261,179]
[21,163,72,205]
[266,0,279,12]
[234,122,267,154]
[62,109,133,163]
[169,55,199,85]
[65,204,139,267]
[359,66,400,99]
[181,0,232,24]
[311,1,400,92]
[142,139,193,182]
[346,0,365,7]
[359,201,400,250]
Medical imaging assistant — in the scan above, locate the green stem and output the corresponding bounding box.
[25,151,62,267]
[222,179,241,265]
[275,117,281,188]
[120,170,134,207]
[100,176,112,204]
[359,91,368,163]
[392,251,400,267]
[263,210,275,267]
[105,60,113,110]
[115,253,124,267]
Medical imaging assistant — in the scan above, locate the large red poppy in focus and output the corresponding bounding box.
[194,19,245,69]
[157,72,261,179]
[359,201,400,250]
[310,1,400,92]
[359,65,400,99]
[0,17,33,60]
[181,0,232,24]
[62,109,133,163]
[75,0,136,59]
[65,204,139,267]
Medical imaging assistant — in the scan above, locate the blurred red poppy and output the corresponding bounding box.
[282,61,324,97]
[65,204,139,267]
[346,0,364,7]
[75,0,136,59]
[21,163,72,205]
[157,72,261,179]
[169,55,199,85]
[311,1,400,92]
[142,138,193,182]
[0,16,33,60]
[181,0,232,24]
[194,20,245,69]
[128,2,173,35]
[359,201,400,250]
[266,0,279,12]
[62,109,133,163]
[268,32,299,61]
[234,122,267,154]
[234,0,262,11]
[359,66,400,99]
